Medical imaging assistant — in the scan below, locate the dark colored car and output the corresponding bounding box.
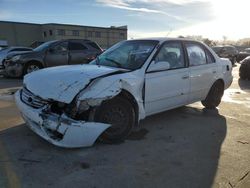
[236,48,250,62]
[239,56,250,80]
[0,47,33,74]
[212,45,238,65]
[4,39,103,77]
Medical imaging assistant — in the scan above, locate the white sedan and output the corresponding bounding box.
[15,38,233,148]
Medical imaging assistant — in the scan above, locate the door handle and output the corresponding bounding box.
[212,70,216,74]
[182,75,189,79]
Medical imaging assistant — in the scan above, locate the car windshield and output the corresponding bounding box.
[90,40,159,70]
[212,47,222,53]
[34,41,56,52]
[244,48,250,53]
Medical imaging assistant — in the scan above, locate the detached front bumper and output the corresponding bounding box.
[15,90,111,148]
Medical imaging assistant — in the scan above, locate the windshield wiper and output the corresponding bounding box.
[105,57,122,68]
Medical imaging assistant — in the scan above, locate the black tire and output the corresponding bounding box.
[239,65,248,80]
[94,96,135,143]
[23,62,43,76]
[201,81,224,109]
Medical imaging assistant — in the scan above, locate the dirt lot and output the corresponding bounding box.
[0,65,249,188]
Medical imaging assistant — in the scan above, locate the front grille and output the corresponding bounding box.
[21,87,48,108]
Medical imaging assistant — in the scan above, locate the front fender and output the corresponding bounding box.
[76,74,146,120]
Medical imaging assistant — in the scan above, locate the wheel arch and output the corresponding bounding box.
[204,78,225,101]
[23,60,44,75]
[25,60,44,68]
[202,78,225,109]
[117,89,139,126]
[215,78,225,89]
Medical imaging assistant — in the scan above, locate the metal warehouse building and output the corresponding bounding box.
[0,21,127,49]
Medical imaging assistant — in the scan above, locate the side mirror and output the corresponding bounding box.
[147,61,170,73]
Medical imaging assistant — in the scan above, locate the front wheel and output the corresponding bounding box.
[23,62,42,75]
[201,81,224,109]
[94,96,135,143]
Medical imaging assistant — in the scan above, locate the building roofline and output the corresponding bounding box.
[0,20,41,26]
[0,20,127,31]
[44,23,127,30]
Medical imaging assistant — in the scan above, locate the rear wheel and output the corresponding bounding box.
[201,81,224,109]
[23,62,42,75]
[94,96,135,143]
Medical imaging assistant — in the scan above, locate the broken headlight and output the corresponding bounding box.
[50,102,67,115]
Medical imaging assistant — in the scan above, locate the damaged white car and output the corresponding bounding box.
[15,38,233,148]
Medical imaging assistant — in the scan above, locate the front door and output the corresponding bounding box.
[145,41,190,116]
[45,41,69,67]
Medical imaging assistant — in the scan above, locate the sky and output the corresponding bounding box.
[0,0,250,41]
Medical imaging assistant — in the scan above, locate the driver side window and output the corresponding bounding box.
[155,42,185,69]
[51,42,68,52]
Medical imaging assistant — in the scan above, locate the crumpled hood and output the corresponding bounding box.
[24,64,123,103]
[6,50,34,60]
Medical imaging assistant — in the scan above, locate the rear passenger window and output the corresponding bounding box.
[206,50,215,64]
[69,42,87,51]
[186,43,206,66]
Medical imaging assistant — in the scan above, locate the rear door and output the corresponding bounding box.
[184,42,217,102]
[145,41,190,115]
[68,41,90,65]
[45,41,69,67]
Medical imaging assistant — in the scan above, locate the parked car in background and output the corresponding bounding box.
[239,56,250,80]
[236,48,250,62]
[212,45,238,65]
[15,38,233,148]
[3,39,103,77]
[0,47,33,74]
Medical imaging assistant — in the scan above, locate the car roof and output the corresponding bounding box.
[223,45,236,48]
[60,39,92,42]
[128,37,201,43]
[212,46,223,48]
[212,45,236,49]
